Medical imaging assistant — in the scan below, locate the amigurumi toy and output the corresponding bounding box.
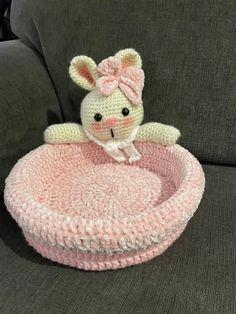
[44,48,181,162]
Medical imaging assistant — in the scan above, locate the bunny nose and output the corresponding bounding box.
[105,117,118,128]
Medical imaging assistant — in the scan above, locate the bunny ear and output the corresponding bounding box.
[69,56,99,91]
[115,48,142,69]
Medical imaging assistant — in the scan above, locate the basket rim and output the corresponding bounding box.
[4,142,205,254]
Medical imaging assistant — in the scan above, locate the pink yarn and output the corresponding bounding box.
[4,142,205,270]
[25,226,186,270]
[96,56,144,105]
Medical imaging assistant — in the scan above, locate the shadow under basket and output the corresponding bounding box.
[4,142,205,271]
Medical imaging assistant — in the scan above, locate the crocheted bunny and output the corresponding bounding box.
[44,48,180,163]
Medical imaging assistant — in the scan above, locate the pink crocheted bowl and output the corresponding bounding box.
[4,142,205,271]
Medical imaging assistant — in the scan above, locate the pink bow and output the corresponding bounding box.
[96,56,144,105]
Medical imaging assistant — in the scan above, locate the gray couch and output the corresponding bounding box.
[0,1,235,313]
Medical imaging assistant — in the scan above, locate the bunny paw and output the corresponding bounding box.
[164,127,181,145]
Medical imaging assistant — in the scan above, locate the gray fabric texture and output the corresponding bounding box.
[11,0,236,164]
[0,2,235,312]
[0,164,235,313]
[0,40,62,193]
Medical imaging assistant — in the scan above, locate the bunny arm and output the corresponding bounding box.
[44,123,89,144]
[136,122,181,145]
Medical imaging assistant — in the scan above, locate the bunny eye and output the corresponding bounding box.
[94,113,103,122]
[121,107,130,116]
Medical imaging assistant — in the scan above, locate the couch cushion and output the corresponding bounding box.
[10,0,236,164]
[0,40,62,194]
[0,164,235,313]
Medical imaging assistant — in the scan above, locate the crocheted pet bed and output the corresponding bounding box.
[4,141,205,271]
[4,48,205,270]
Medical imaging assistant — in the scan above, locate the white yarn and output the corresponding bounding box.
[83,126,141,163]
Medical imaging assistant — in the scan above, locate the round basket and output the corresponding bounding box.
[4,142,205,271]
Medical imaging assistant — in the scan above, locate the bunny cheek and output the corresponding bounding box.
[91,122,102,131]
[122,116,134,128]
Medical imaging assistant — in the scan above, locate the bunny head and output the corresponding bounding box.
[69,49,145,141]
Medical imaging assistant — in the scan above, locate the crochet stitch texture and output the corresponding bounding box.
[45,48,181,162]
[4,142,205,270]
[4,48,205,270]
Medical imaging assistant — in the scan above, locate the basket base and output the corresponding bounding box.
[24,224,187,271]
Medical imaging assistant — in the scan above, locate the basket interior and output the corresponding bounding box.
[21,142,185,220]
